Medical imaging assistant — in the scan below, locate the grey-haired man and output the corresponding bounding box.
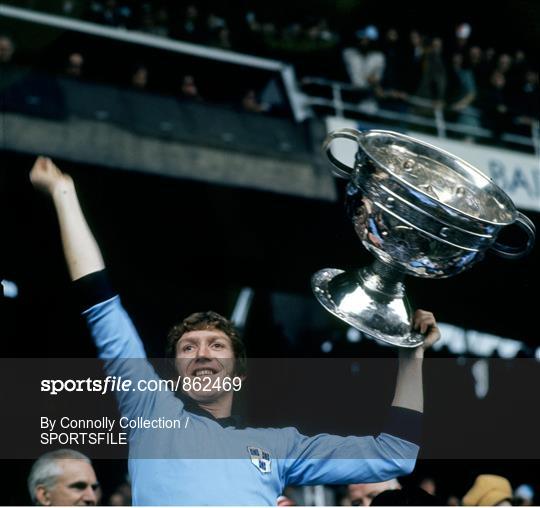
[28,449,99,506]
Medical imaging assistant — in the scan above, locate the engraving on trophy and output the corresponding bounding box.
[313,129,536,347]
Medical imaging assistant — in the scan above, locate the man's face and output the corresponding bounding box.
[347,481,400,506]
[175,328,236,402]
[0,37,14,63]
[36,459,98,506]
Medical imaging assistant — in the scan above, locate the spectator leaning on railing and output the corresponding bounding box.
[342,25,385,102]
[374,28,409,107]
[446,52,479,127]
[513,70,539,124]
[415,36,447,111]
[478,70,511,137]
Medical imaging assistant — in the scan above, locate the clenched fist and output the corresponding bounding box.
[29,156,73,196]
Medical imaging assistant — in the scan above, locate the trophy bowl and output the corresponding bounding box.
[312,129,536,347]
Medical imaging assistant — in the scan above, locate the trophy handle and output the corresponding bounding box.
[322,128,362,179]
[490,212,536,259]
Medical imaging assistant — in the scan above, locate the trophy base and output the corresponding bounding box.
[312,266,424,348]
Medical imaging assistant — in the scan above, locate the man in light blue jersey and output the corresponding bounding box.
[30,156,440,506]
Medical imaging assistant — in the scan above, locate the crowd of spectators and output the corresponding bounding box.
[0,31,275,117]
[338,23,538,137]
[9,1,539,137]
[1,1,538,134]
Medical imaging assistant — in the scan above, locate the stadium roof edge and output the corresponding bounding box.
[0,4,309,121]
[0,3,284,72]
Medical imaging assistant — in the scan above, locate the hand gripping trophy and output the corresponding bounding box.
[312,129,536,347]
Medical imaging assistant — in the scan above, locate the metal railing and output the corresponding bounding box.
[300,77,539,155]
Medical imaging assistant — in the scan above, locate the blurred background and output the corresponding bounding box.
[1,0,539,505]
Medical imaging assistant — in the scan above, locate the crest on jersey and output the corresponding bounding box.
[248,446,272,473]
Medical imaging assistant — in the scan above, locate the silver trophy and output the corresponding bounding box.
[312,129,536,347]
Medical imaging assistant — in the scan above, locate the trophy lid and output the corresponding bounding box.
[357,130,516,225]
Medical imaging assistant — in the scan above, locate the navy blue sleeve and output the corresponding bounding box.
[72,269,115,313]
[383,406,422,446]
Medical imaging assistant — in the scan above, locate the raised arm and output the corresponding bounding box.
[282,312,439,487]
[30,156,180,423]
[29,156,104,281]
[29,155,144,359]
[392,309,440,413]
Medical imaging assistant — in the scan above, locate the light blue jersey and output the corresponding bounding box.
[84,296,419,505]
